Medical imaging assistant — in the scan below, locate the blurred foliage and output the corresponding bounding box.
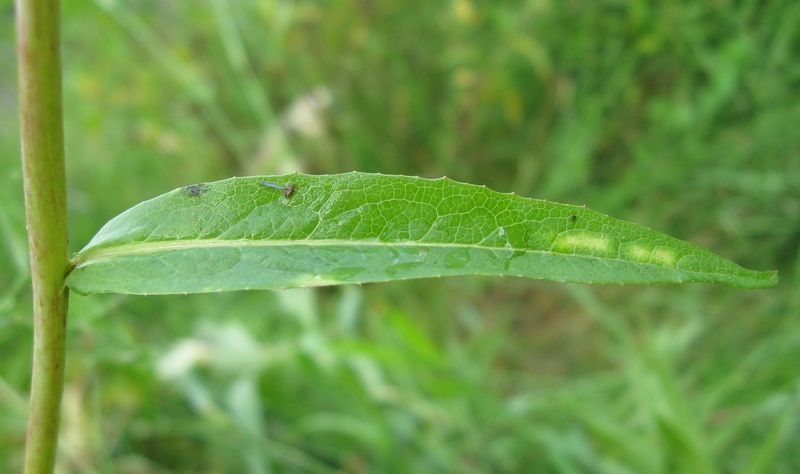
[1,0,799,472]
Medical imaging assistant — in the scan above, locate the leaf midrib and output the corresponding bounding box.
[74,238,523,261]
[71,237,700,273]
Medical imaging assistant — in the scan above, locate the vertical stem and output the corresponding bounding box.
[15,0,70,473]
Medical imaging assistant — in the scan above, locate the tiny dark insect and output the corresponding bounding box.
[181,183,208,198]
[570,215,578,222]
[258,181,295,197]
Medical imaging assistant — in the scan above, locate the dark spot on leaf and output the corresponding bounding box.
[570,215,578,222]
[181,183,208,198]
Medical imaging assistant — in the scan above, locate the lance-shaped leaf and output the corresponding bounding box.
[66,172,778,295]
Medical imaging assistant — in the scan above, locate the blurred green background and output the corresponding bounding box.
[2,0,799,472]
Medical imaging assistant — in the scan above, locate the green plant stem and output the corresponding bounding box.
[16,0,70,473]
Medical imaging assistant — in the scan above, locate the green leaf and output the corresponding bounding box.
[66,172,778,295]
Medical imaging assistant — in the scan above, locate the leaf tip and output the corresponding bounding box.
[731,269,779,289]
[763,270,780,288]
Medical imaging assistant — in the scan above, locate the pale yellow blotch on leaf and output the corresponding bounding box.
[553,233,613,255]
[627,244,652,263]
[650,247,677,267]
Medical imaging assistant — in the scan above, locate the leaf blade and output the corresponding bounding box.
[66,173,778,295]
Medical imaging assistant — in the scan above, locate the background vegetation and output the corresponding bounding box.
[1,0,798,472]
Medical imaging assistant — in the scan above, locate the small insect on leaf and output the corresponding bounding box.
[258,181,295,197]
